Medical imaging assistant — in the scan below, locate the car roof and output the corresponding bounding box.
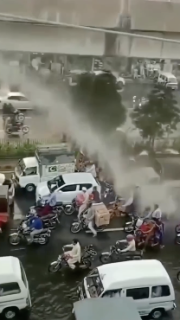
[7,92,25,97]
[23,157,38,168]
[97,260,171,290]
[73,297,141,320]
[159,72,176,78]
[62,172,97,185]
[0,256,21,282]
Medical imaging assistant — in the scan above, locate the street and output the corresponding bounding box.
[2,189,179,320]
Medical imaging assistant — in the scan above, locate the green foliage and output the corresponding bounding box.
[131,84,180,147]
[73,72,126,132]
[0,141,37,157]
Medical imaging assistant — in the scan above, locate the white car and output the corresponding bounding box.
[36,172,100,204]
[0,92,34,112]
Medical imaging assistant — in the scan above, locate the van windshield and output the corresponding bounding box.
[169,77,177,83]
[47,175,65,192]
[86,268,104,298]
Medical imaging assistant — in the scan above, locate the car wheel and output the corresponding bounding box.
[25,184,35,192]
[150,308,164,319]
[3,307,19,319]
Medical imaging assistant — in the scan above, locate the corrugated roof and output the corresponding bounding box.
[130,0,180,32]
[0,0,123,28]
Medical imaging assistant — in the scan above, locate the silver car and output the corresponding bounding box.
[0,92,34,112]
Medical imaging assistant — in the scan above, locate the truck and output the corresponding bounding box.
[12,144,75,192]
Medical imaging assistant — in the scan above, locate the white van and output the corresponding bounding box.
[78,260,176,319]
[157,72,178,89]
[0,256,31,319]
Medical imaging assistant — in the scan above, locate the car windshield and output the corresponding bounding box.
[47,175,65,193]
[86,268,104,298]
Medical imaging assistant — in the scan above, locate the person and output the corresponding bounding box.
[0,173,5,185]
[39,193,57,217]
[64,239,81,269]
[92,186,101,203]
[83,202,97,237]
[77,187,89,219]
[152,204,162,222]
[27,216,43,244]
[121,234,136,252]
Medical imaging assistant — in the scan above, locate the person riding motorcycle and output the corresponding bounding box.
[83,202,97,237]
[122,185,140,216]
[64,239,81,269]
[151,204,164,248]
[26,215,43,244]
[91,186,101,203]
[38,193,57,218]
[78,187,89,219]
[121,234,136,252]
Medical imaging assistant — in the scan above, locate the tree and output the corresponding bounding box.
[72,72,126,132]
[131,84,180,147]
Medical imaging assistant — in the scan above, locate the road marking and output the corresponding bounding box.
[10,247,26,251]
[86,227,124,233]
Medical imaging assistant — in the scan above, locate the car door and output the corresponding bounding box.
[18,95,32,111]
[56,184,78,204]
[121,286,150,317]
[7,95,20,109]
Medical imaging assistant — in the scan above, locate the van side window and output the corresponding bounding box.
[20,262,27,287]
[126,287,149,300]
[151,285,170,297]
[0,283,21,296]
[102,289,122,298]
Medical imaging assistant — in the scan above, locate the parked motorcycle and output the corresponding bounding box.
[48,244,97,273]
[8,222,51,246]
[99,241,143,264]
[28,204,63,217]
[70,216,105,234]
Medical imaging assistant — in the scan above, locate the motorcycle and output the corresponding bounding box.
[124,216,145,233]
[48,244,97,273]
[70,216,105,234]
[63,199,78,216]
[28,203,63,217]
[8,222,51,246]
[175,224,180,244]
[176,271,180,282]
[25,211,60,230]
[99,240,143,264]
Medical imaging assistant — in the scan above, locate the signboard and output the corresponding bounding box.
[48,165,58,173]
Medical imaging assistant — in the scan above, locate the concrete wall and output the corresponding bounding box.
[129,0,180,32]
[0,22,105,55]
[0,0,123,28]
[112,32,180,58]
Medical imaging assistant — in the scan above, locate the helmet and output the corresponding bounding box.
[126,234,134,242]
[82,187,87,192]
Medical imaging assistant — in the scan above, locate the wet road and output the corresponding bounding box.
[1,190,179,320]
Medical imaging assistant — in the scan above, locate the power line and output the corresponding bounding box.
[0,12,180,45]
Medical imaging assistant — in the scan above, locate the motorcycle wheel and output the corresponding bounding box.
[64,205,74,216]
[175,234,180,245]
[70,222,82,234]
[99,253,112,264]
[124,223,134,233]
[177,271,180,282]
[8,234,21,246]
[39,236,49,245]
[48,261,61,273]
[81,259,91,269]
[22,125,29,134]
[175,224,180,233]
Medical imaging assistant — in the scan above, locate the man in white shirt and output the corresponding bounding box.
[152,204,162,221]
[121,234,136,252]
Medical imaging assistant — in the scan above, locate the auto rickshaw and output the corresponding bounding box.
[0,185,10,231]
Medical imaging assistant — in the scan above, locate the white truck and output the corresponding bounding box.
[12,144,75,192]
